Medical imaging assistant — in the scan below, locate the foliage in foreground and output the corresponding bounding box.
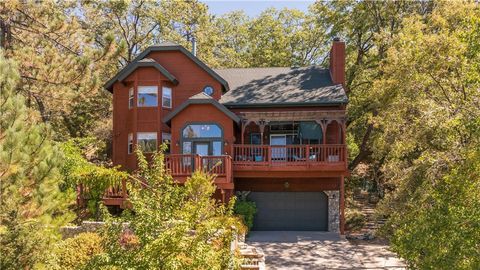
[61,138,128,217]
[388,149,480,269]
[88,149,244,270]
[46,232,104,270]
[0,52,73,268]
[233,199,257,232]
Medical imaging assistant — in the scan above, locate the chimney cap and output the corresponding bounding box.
[333,37,341,42]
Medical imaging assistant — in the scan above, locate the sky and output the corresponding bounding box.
[200,0,315,17]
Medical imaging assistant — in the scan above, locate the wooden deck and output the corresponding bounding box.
[232,144,347,176]
[99,145,347,207]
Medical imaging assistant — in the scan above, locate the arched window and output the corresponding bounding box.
[182,124,222,139]
[182,124,223,156]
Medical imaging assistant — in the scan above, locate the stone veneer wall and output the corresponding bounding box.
[60,221,129,239]
[323,191,340,233]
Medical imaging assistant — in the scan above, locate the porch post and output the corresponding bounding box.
[341,119,347,167]
[315,119,328,145]
[241,119,248,145]
[340,175,345,235]
[258,119,267,145]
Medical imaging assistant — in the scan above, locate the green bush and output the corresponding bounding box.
[345,208,365,232]
[48,232,103,270]
[234,200,257,231]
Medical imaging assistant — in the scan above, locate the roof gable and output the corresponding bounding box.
[104,59,178,92]
[104,43,229,92]
[163,93,240,125]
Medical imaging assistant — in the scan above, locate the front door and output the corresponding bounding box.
[270,135,287,160]
[194,142,210,156]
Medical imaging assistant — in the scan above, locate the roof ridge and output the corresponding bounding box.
[214,65,328,71]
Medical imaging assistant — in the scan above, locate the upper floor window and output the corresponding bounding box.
[162,87,172,108]
[162,132,171,154]
[182,124,222,138]
[128,133,133,154]
[137,132,157,153]
[138,86,158,107]
[128,88,134,109]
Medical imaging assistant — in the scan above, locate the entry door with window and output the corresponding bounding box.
[193,142,210,156]
[270,135,287,160]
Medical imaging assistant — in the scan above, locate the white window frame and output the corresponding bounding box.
[137,132,157,153]
[128,133,133,154]
[128,88,134,109]
[137,86,158,107]
[162,87,172,108]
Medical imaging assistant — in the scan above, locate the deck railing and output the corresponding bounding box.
[233,144,346,166]
[164,154,232,181]
[101,154,233,200]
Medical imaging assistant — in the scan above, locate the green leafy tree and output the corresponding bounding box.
[61,138,128,217]
[310,0,433,171]
[0,52,73,268]
[90,148,244,269]
[389,149,480,269]
[368,2,480,268]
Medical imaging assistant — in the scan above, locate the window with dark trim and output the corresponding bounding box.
[128,133,133,154]
[162,87,172,108]
[250,133,261,145]
[162,132,171,153]
[182,124,222,138]
[137,132,157,153]
[138,86,158,107]
[128,88,134,109]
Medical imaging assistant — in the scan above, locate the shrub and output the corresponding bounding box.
[48,232,103,270]
[234,200,257,231]
[345,208,365,232]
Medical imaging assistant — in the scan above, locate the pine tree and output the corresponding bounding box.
[0,51,73,269]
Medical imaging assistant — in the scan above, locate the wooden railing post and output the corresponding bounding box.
[306,144,310,164]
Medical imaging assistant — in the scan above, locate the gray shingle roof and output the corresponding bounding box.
[216,66,348,107]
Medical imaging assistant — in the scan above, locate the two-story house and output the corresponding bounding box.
[103,39,349,234]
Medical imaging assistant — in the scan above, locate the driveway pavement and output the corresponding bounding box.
[246,231,405,270]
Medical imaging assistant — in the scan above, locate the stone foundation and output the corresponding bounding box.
[323,191,340,233]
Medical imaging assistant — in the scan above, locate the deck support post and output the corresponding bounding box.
[241,119,249,145]
[340,175,345,235]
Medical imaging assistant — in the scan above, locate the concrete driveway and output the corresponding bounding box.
[246,231,405,270]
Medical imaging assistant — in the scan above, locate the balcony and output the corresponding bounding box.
[164,154,233,188]
[232,144,347,175]
[101,154,233,207]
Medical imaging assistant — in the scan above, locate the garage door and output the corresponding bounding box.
[249,192,328,231]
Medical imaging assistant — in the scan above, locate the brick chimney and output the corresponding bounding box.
[329,37,345,86]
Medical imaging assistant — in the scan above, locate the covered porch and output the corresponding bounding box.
[233,110,348,172]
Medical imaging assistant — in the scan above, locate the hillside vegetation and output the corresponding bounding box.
[1,1,479,269]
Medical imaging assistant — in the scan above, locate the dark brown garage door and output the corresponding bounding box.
[249,192,328,231]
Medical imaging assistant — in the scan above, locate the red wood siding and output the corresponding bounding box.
[112,51,224,171]
[235,177,340,191]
